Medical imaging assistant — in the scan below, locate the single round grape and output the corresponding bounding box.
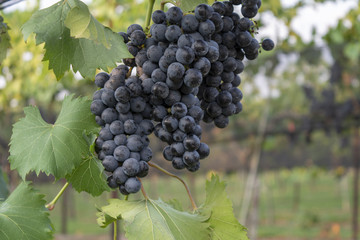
[262,38,275,51]
[102,156,119,172]
[165,25,182,42]
[166,6,183,24]
[162,116,179,132]
[123,158,140,177]
[102,140,117,155]
[184,68,203,88]
[171,102,188,119]
[163,145,174,161]
[95,72,110,88]
[214,114,229,128]
[150,24,167,42]
[181,14,199,33]
[114,145,131,162]
[109,120,124,135]
[151,82,170,99]
[195,4,214,21]
[183,135,201,151]
[91,100,106,116]
[140,147,152,162]
[137,161,149,178]
[113,167,128,184]
[124,177,142,193]
[176,47,195,65]
[212,1,226,15]
[171,142,185,157]
[179,116,196,133]
[172,157,186,169]
[118,32,129,43]
[130,97,146,113]
[152,10,166,24]
[183,151,200,167]
[101,89,116,107]
[127,24,143,36]
[197,142,210,159]
[101,108,118,124]
[107,176,118,188]
[127,135,144,152]
[147,45,164,63]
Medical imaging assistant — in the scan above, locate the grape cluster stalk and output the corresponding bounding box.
[90,0,274,195]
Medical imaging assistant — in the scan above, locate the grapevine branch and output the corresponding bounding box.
[148,162,197,210]
[45,182,70,210]
[144,0,156,33]
[138,178,148,200]
[161,1,173,11]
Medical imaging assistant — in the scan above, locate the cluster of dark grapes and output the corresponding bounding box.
[91,67,154,195]
[91,0,274,195]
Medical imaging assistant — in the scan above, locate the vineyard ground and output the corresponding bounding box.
[36,168,356,240]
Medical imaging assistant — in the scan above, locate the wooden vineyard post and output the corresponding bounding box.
[352,127,359,240]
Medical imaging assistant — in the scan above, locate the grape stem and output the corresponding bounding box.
[148,162,198,210]
[113,220,117,240]
[160,1,172,11]
[126,67,133,78]
[138,178,148,200]
[144,0,156,33]
[45,182,70,210]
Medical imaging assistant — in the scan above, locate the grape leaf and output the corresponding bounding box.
[9,95,99,180]
[64,0,110,48]
[0,18,11,65]
[98,198,210,240]
[0,182,53,240]
[200,175,249,240]
[66,153,110,196]
[0,167,8,201]
[21,0,131,79]
[178,0,210,12]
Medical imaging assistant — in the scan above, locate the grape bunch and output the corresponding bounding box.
[91,66,154,195]
[91,0,274,195]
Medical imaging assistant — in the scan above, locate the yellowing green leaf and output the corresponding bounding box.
[0,182,53,240]
[64,0,111,48]
[66,154,110,196]
[98,198,210,240]
[9,95,99,180]
[200,175,249,240]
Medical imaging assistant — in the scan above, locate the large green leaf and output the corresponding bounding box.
[0,182,53,240]
[98,198,210,240]
[200,175,249,240]
[21,0,131,79]
[66,153,110,196]
[0,16,11,65]
[9,95,99,180]
[0,167,8,201]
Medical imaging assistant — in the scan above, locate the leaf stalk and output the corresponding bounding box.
[148,162,198,210]
[138,178,149,200]
[144,0,156,33]
[45,182,70,210]
[113,220,117,240]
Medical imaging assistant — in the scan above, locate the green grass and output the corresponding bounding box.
[35,168,356,239]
